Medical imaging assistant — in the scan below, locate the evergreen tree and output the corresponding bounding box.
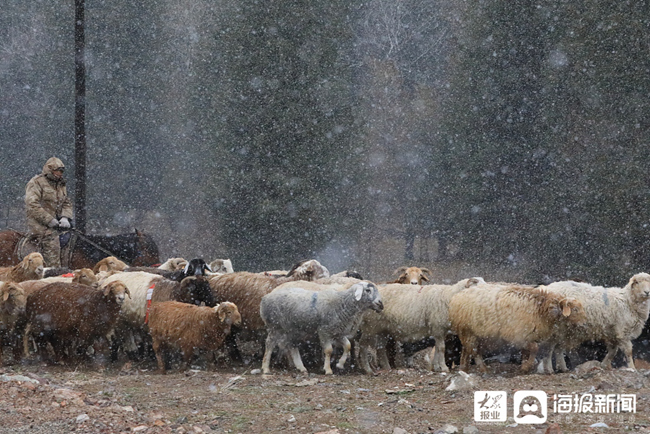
[212,0,367,271]
[0,2,75,206]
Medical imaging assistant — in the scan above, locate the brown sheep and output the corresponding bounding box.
[0,282,27,365]
[449,283,585,373]
[148,301,241,373]
[25,280,130,364]
[93,256,128,274]
[98,271,216,362]
[0,253,45,283]
[388,266,431,285]
[17,268,98,361]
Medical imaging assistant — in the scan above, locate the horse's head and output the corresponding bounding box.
[131,229,160,267]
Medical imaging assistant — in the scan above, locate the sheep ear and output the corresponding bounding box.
[421,274,430,282]
[102,284,112,297]
[561,301,571,317]
[124,286,131,299]
[466,277,482,288]
[354,284,363,301]
[218,306,228,322]
[2,290,9,302]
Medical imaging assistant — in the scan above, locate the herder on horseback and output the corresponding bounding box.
[25,157,73,267]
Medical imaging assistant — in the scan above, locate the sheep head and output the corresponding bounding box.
[287,259,330,281]
[546,294,585,325]
[156,257,188,271]
[628,272,650,304]
[393,266,431,285]
[209,259,233,274]
[103,281,130,305]
[169,257,188,270]
[72,268,98,287]
[93,256,128,274]
[16,252,44,281]
[560,298,586,325]
[352,281,383,312]
[463,277,486,288]
[0,282,26,316]
[183,258,212,277]
[215,302,241,327]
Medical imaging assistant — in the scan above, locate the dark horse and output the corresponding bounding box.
[0,229,160,269]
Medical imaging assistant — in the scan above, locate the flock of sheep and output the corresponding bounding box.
[0,252,649,377]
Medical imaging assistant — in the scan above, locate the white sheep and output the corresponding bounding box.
[540,273,650,372]
[260,281,383,374]
[269,279,365,370]
[449,283,585,373]
[357,277,485,374]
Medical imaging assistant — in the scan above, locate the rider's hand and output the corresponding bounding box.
[48,218,59,228]
[58,218,71,229]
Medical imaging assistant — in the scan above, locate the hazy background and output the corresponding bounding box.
[2,1,649,285]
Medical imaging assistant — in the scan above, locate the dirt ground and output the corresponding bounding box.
[1,351,650,434]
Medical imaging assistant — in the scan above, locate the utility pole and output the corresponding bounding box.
[74,0,87,233]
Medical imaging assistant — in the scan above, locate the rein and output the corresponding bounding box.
[69,228,132,266]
